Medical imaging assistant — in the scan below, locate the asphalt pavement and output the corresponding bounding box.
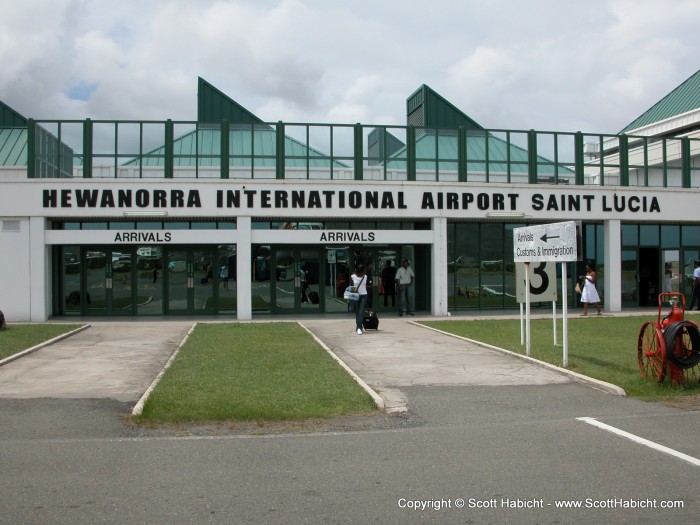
[0,313,698,524]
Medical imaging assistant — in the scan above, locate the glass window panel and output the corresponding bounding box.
[164,222,189,230]
[326,222,350,229]
[480,224,504,308]
[622,224,638,246]
[192,222,216,230]
[136,222,162,230]
[217,245,237,313]
[83,222,108,230]
[451,223,479,309]
[661,225,680,248]
[639,225,659,246]
[503,224,519,308]
[62,246,82,315]
[109,222,135,230]
[682,225,700,246]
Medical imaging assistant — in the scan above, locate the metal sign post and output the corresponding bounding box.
[516,261,557,353]
[513,221,578,366]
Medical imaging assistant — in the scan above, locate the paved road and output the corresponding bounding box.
[0,318,698,524]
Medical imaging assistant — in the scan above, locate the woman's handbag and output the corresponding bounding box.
[344,275,365,301]
[575,282,582,294]
[344,287,360,301]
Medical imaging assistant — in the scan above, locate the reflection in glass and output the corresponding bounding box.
[137,246,163,314]
[85,249,107,313]
[451,223,478,309]
[193,248,214,312]
[300,249,321,311]
[167,249,188,311]
[621,250,637,306]
[218,245,237,314]
[63,246,82,315]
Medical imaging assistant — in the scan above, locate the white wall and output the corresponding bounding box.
[0,218,31,321]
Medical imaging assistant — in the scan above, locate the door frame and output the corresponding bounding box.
[164,246,216,314]
[271,246,324,314]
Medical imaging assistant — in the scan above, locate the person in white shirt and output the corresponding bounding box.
[395,259,415,316]
[350,265,368,334]
[689,260,700,310]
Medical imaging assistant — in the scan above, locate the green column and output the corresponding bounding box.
[619,134,629,186]
[458,127,467,182]
[682,137,691,188]
[407,126,416,182]
[83,118,93,179]
[276,121,285,180]
[527,130,537,184]
[220,120,229,179]
[164,119,173,179]
[574,131,584,185]
[27,118,35,179]
[354,123,363,180]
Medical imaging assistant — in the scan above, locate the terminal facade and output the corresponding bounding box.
[2,74,700,321]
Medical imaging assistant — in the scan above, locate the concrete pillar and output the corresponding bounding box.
[29,216,49,321]
[431,217,448,316]
[604,219,622,312]
[236,216,252,320]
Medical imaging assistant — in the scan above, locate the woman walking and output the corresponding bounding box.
[350,264,368,335]
[579,262,602,316]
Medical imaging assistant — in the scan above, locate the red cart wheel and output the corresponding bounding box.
[638,321,667,383]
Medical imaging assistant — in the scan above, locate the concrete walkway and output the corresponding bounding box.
[0,315,618,411]
[301,317,571,412]
[0,322,192,402]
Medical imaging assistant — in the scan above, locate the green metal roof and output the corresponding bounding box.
[0,128,27,166]
[620,69,700,133]
[0,101,27,127]
[126,127,349,168]
[197,77,266,125]
[385,131,570,175]
[407,84,484,131]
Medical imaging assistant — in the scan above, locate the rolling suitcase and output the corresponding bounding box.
[363,308,379,330]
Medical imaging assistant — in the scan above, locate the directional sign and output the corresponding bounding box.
[515,261,557,302]
[513,221,578,263]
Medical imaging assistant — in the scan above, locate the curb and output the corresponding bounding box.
[298,321,386,411]
[414,322,626,397]
[0,324,91,367]
[132,322,197,416]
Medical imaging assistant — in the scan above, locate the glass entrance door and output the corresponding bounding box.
[166,247,215,314]
[83,247,136,316]
[272,248,322,313]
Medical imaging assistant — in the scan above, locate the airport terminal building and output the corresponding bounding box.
[2,74,700,322]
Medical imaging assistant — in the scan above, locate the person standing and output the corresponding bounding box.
[365,260,374,309]
[350,264,368,335]
[396,258,415,316]
[381,260,397,308]
[579,262,602,316]
[689,260,700,310]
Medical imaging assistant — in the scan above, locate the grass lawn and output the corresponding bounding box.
[0,324,84,361]
[136,322,377,424]
[422,316,700,400]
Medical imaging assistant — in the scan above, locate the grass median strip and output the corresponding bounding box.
[422,316,700,400]
[0,324,84,361]
[135,322,377,424]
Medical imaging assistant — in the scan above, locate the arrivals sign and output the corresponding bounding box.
[513,221,578,263]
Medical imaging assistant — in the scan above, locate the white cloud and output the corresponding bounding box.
[1,0,699,135]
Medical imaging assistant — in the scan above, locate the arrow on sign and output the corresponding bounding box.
[540,234,560,243]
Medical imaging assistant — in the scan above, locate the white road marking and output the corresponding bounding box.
[577,417,700,468]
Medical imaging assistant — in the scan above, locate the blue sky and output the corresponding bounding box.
[2,0,700,134]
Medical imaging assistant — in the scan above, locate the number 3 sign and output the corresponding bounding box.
[515,261,557,303]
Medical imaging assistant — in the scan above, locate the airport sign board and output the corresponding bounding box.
[513,221,578,263]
